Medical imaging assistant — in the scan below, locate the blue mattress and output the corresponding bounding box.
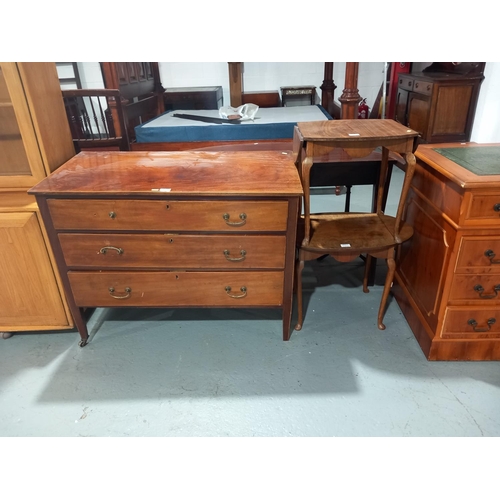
[135,105,332,143]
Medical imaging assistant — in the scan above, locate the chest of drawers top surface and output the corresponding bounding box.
[28,151,303,198]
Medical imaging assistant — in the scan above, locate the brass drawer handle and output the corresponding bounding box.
[223,212,247,226]
[100,246,124,255]
[225,286,247,298]
[108,286,131,299]
[473,284,500,299]
[467,318,496,332]
[494,203,500,212]
[484,249,500,264]
[109,211,116,219]
[223,249,247,262]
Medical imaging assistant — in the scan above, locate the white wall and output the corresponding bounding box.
[470,62,500,143]
[77,62,500,142]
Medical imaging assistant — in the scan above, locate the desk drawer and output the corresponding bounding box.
[59,233,286,269]
[442,307,500,339]
[48,199,289,232]
[455,236,500,273]
[465,194,500,223]
[68,271,284,307]
[449,274,500,302]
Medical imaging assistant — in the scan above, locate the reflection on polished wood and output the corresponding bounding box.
[293,119,419,331]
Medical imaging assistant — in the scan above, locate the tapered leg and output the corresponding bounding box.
[378,250,396,330]
[363,254,373,293]
[294,258,305,331]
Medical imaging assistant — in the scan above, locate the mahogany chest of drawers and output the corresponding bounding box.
[393,143,500,360]
[29,150,303,347]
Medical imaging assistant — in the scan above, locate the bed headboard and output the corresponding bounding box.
[100,62,164,142]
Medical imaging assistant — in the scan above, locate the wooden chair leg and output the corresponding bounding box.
[377,251,396,330]
[294,258,305,331]
[363,254,373,293]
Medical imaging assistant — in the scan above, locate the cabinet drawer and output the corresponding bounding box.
[455,236,500,273]
[442,308,500,339]
[68,271,284,307]
[413,80,433,96]
[398,75,413,90]
[59,233,286,269]
[449,274,500,302]
[48,199,289,232]
[465,194,500,223]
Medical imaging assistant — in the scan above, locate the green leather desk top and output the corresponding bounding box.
[433,146,500,175]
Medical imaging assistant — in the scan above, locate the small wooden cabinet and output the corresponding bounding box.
[394,143,500,360]
[163,86,223,111]
[0,62,76,337]
[29,150,303,347]
[394,67,484,143]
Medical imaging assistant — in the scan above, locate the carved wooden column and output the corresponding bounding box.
[339,62,361,119]
[228,62,243,107]
[320,62,337,117]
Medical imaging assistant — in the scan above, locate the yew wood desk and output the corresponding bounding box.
[29,150,303,347]
[393,142,500,360]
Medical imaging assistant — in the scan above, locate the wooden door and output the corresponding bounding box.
[407,93,431,139]
[0,63,47,188]
[0,211,70,330]
[394,88,409,125]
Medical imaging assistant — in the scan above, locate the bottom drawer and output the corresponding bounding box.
[68,271,284,307]
[442,307,500,339]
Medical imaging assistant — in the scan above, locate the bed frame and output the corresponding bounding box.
[97,62,360,152]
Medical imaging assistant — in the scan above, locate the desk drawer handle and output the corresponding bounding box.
[109,211,116,219]
[225,286,247,298]
[100,246,124,255]
[223,249,247,262]
[494,203,500,212]
[484,249,500,264]
[223,213,247,226]
[467,318,496,332]
[108,286,131,299]
[473,284,500,299]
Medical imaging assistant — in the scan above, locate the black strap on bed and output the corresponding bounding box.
[172,113,242,125]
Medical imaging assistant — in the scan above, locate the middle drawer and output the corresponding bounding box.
[59,233,286,269]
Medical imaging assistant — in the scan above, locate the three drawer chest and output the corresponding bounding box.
[29,150,303,347]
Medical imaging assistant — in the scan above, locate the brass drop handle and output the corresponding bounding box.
[484,249,500,264]
[223,212,247,226]
[225,286,247,298]
[109,211,116,219]
[100,246,124,255]
[223,249,247,262]
[467,318,496,332]
[494,203,500,212]
[473,284,500,299]
[108,286,131,299]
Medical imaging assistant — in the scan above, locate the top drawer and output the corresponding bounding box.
[398,75,414,90]
[47,199,289,232]
[413,80,433,96]
[464,194,500,224]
